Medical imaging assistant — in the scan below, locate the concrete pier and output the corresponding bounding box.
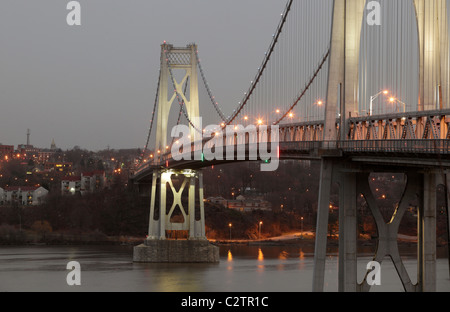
[133,239,220,263]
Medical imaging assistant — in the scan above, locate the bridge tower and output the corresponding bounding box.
[414,0,449,111]
[155,43,200,157]
[315,0,449,292]
[323,0,449,141]
[323,0,366,142]
[133,43,219,263]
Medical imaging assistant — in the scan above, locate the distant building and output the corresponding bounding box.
[206,195,271,212]
[37,150,55,164]
[44,162,73,174]
[81,170,106,193]
[227,196,272,212]
[61,176,82,195]
[206,196,228,207]
[0,186,48,206]
[17,144,40,158]
[50,139,56,150]
[33,139,57,164]
[0,145,14,160]
[61,170,106,195]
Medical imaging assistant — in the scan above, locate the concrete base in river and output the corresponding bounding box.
[133,239,220,263]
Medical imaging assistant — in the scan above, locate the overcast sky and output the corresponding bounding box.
[0,0,285,151]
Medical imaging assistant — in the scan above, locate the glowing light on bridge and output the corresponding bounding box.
[370,90,391,116]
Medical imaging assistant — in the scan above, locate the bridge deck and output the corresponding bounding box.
[131,139,450,182]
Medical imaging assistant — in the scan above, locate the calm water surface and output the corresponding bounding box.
[0,244,449,292]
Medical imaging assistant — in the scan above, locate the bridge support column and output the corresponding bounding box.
[445,173,450,279]
[312,159,334,292]
[418,172,437,291]
[134,169,219,263]
[147,170,160,239]
[338,171,358,292]
[357,172,419,292]
[313,162,439,292]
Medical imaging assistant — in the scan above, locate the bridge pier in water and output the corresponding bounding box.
[313,159,442,292]
[133,169,219,263]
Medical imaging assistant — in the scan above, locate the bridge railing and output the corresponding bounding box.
[281,139,450,154]
[336,139,450,155]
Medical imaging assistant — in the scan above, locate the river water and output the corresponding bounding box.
[0,244,449,292]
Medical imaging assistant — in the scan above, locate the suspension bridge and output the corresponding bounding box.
[131,0,450,292]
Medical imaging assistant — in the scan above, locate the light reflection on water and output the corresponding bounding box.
[0,244,449,292]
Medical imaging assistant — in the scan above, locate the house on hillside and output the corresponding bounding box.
[1,186,48,206]
[61,170,106,195]
[81,170,106,193]
[61,176,82,195]
[227,195,272,212]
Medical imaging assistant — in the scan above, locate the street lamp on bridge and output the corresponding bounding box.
[369,90,389,116]
[389,96,407,113]
[258,221,263,240]
[300,217,304,239]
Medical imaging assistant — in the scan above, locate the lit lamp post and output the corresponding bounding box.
[389,97,407,113]
[370,90,389,116]
[258,221,263,240]
[300,217,304,239]
[229,223,232,241]
[313,100,324,120]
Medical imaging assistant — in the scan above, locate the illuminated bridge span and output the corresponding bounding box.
[131,0,450,292]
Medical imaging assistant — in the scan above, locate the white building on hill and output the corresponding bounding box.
[0,186,48,206]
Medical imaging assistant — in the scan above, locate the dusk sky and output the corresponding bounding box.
[0,0,285,151]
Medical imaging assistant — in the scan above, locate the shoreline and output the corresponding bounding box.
[0,231,447,248]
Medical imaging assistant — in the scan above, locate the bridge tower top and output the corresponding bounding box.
[154,43,200,160]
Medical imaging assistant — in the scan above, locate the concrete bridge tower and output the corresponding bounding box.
[414,0,450,111]
[133,43,219,263]
[154,43,201,159]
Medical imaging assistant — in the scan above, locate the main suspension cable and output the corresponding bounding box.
[137,69,161,167]
[225,0,294,126]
